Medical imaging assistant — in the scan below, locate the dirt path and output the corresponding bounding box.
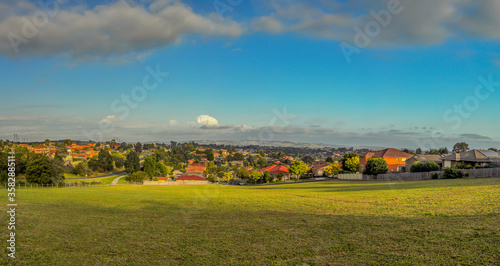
[111,175,126,185]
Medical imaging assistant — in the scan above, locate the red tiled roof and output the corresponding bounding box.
[176,175,205,181]
[359,152,375,158]
[258,165,289,174]
[370,148,413,158]
[157,177,170,181]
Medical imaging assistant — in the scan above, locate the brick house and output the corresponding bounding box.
[359,148,414,173]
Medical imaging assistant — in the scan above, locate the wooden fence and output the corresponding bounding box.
[338,168,500,181]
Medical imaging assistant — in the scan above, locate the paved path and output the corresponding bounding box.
[111,175,126,185]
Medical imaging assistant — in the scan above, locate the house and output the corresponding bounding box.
[176,175,206,181]
[72,153,89,160]
[405,154,445,172]
[258,165,291,180]
[440,150,500,168]
[310,163,330,176]
[156,177,170,181]
[359,148,414,173]
[184,163,206,176]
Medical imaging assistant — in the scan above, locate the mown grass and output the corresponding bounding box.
[63,175,128,185]
[1,178,499,265]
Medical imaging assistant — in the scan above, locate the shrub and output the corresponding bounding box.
[363,158,388,175]
[411,161,440,172]
[431,172,440,179]
[442,167,464,179]
[126,171,148,182]
[153,177,159,181]
[464,172,469,177]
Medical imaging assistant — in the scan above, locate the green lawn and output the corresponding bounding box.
[1,178,499,264]
[63,175,126,185]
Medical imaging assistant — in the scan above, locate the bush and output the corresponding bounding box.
[431,172,440,179]
[126,171,148,183]
[442,167,464,179]
[411,161,440,172]
[153,177,159,181]
[363,158,388,175]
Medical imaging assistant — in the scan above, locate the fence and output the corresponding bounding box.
[338,168,500,181]
[3,182,138,189]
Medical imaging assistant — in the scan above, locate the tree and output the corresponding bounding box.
[87,157,99,172]
[63,139,72,146]
[289,161,309,181]
[97,150,114,172]
[363,158,388,175]
[144,156,157,179]
[341,152,359,173]
[276,172,284,182]
[438,147,449,154]
[324,163,341,176]
[427,149,440,155]
[134,142,143,154]
[263,170,272,183]
[416,148,422,155]
[73,162,90,176]
[236,167,249,179]
[156,162,172,177]
[452,142,469,154]
[205,149,215,161]
[113,157,125,168]
[488,148,498,152]
[125,150,140,174]
[26,156,64,184]
[233,152,245,161]
[249,171,261,184]
[326,157,334,163]
[44,139,50,146]
[222,171,234,184]
[257,156,268,168]
[126,171,148,183]
[302,155,315,165]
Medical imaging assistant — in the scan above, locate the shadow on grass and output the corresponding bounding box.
[250,177,500,193]
[5,199,500,265]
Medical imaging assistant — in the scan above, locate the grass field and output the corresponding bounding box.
[1,178,499,265]
[63,175,127,185]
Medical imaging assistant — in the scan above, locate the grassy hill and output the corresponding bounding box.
[1,178,499,264]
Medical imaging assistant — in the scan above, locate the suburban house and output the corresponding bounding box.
[359,148,414,173]
[176,175,206,181]
[156,177,171,181]
[258,165,291,180]
[310,163,330,176]
[405,154,446,172]
[440,150,500,168]
[184,163,206,176]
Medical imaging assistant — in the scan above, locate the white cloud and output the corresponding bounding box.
[196,115,219,127]
[169,119,178,126]
[0,0,243,61]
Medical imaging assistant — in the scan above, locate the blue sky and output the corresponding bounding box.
[0,0,499,149]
